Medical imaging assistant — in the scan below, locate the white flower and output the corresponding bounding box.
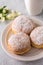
[1,17,5,22]
[0,14,2,17]
[2,9,6,13]
[6,14,14,20]
[4,7,9,11]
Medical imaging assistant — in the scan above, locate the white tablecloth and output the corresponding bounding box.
[0,0,43,65]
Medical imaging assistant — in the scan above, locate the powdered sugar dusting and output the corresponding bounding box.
[12,15,35,34]
[8,32,30,50]
[30,26,43,45]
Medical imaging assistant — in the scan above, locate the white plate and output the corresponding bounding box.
[1,17,43,61]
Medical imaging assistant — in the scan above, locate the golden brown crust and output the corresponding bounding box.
[11,28,17,34]
[7,44,31,55]
[32,42,43,48]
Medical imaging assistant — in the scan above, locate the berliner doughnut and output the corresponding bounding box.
[30,26,43,48]
[12,15,35,34]
[8,32,31,55]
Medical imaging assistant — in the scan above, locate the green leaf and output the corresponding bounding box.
[2,13,7,17]
[0,6,6,13]
[3,6,6,9]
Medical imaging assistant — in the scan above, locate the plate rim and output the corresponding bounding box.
[1,18,43,61]
[1,42,43,61]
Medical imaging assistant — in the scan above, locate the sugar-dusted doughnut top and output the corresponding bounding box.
[12,15,35,34]
[8,32,31,51]
[30,26,43,45]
